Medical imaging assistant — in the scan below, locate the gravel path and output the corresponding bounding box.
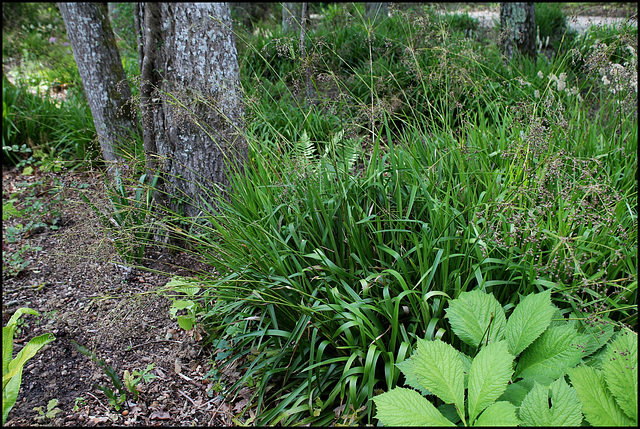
[462,10,636,34]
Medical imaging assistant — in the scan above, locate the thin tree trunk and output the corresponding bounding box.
[282,2,302,33]
[138,2,161,177]
[365,3,388,22]
[58,2,136,163]
[299,2,315,105]
[500,2,537,62]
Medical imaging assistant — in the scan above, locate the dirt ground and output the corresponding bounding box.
[2,165,254,426]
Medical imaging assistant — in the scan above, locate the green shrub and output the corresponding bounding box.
[373,289,636,426]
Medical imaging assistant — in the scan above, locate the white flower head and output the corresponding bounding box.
[557,80,566,92]
[534,89,540,98]
[537,70,544,79]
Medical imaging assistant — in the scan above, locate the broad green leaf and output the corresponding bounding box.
[373,387,455,426]
[438,403,461,425]
[548,378,583,426]
[412,339,465,418]
[396,357,431,395]
[4,333,55,384]
[177,316,195,331]
[601,329,637,423]
[165,276,200,296]
[2,366,22,425]
[458,350,473,389]
[473,401,520,426]
[515,324,587,381]
[6,308,39,330]
[445,289,506,349]
[577,317,615,357]
[505,290,554,356]
[569,365,634,426]
[2,326,15,378]
[519,378,582,426]
[498,379,531,407]
[468,341,515,424]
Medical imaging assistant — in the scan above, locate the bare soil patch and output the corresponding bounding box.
[2,165,251,426]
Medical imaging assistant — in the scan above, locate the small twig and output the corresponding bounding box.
[177,388,198,407]
[125,339,183,350]
[86,391,109,414]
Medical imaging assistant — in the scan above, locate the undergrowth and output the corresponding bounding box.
[2,2,636,426]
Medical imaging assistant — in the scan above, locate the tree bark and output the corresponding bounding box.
[282,2,302,33]
[58,2,137,163]
[139,2,247,218]
[500,2,536,62]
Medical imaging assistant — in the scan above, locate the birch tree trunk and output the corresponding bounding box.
[365,3,388,22]
[500,2,537,62]
[138,2,247,218]
[58,2,136,163]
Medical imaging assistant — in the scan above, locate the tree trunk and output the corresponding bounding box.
[500,2,536,62]
[282,2,302,33]
[365,3,388,22]
[139,2,247,218]
[58,2,136,163]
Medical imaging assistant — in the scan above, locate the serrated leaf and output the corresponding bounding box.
[569,365,634,426]
[373,387,455,426]
[165,277,200,296]
[412,339,465,417]
[498,379,531,407]
[515,324,586,381]
[396,357,431,395]
[437,403,461,424]
[519,378,582,426]
[548,378,583,426]
[445,289,506,349]
[499,375,559,408]
[505,290,554,356]
[458,350,472,389]
[577,317,614,357]
[601,329,637,423]
[474,401,520,426]
[468,341,515,424]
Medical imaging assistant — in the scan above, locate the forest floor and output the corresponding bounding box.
[2,165,255,426]
[2,3,637,427]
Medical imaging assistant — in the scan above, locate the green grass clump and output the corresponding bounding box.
[2,75,97,167]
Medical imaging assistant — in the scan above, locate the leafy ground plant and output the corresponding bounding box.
[569,329,637,426]
[3,308,55,425]
[373,289,630,426]
[70,340,153,411]
[33,398,62,422]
